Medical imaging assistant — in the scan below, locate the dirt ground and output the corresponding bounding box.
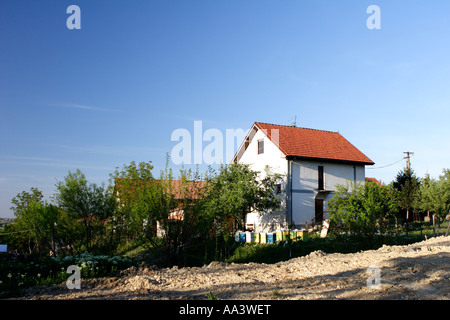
[19,235,450,300]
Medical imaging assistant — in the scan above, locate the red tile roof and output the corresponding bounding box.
[254,122,374,165]
[365,177,382,186]
[114,179,208,200]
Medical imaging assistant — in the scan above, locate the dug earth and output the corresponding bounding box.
[20,236,450,300]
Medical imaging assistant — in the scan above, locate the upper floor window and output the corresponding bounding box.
[257,139,264,154]
[318,166,324,190]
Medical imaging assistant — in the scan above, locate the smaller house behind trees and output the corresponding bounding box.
[113,179,208,236]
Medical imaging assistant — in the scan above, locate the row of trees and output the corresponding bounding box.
[1,161,281,266]
[328,167,450,237]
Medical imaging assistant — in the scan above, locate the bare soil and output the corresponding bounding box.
[19,236,450,300]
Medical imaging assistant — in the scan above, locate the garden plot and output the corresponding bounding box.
[20,236,450,300]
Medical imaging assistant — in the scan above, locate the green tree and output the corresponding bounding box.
[111,160,213,266]
[8,189,70,256]
[55,169,115,253]
[109,161,159,241]
[9,188,45,254]
[393,167,421,221]
[417,170,450,234]
[10,187,44,219]
[329,180,399,237]
[109,161,281,266]
[18,201,60,256]
[419,174,435,219]
[204,163,282,236]
[436,169,450,220]
[151,167,211,266]
[109,160,154,188]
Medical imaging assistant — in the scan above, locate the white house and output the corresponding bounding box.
[232,122,375,232]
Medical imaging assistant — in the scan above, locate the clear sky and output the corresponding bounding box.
[1,0,450,218]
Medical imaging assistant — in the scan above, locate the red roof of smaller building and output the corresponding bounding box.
[114,179,208,200]
[254,122,374,165]
[365,177,382,186]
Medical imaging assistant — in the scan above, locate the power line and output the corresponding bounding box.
[0,229,34,236]
[366,158,404,170]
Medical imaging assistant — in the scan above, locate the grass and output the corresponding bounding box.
[272,290,281,297]
[206,290,220,300]
[408,219,448,237]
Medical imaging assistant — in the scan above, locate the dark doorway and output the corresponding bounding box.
[315,199,324,224]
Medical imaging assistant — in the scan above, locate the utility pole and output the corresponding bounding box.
[404,151,414,170]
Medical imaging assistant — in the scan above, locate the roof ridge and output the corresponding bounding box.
[254,122,339,134]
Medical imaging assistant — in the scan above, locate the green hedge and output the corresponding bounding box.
[226,234,426,264]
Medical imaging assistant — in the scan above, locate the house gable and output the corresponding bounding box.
[235,124,287,177]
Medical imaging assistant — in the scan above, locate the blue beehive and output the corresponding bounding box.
[267,232,276,243]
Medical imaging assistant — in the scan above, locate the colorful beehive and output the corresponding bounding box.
[290,230,298,241]
[260,233,267,244]
[237,232,246,243]
[296,230,309,241]
[276,230,289,241]
[245,231,254,243]
[253,232,260,243]
[276,230,283,241]
[267,232,276,243]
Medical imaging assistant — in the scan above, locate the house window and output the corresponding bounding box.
[257,139,264,154]
[318,166,324,190]
[276,183,281,194]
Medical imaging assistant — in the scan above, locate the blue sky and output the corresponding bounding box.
[1,0,450,218]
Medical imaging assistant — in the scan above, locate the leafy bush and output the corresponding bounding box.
[0,253,136,297]
[328,181,399,237]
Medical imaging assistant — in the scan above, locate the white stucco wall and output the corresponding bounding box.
[292,160,365,191]
[237,127,288,232]
[238,127,287,177]
[290,160,365,227]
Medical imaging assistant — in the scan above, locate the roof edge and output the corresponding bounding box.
[286,155,375,166]
[254,121,339,134]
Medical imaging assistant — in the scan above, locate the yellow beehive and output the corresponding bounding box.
[276,230,282,242]
[296,230,309,241]
[290,230,297,240]
[260,233,267,244]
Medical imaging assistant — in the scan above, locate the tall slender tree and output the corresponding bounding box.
[393,167,421,221]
